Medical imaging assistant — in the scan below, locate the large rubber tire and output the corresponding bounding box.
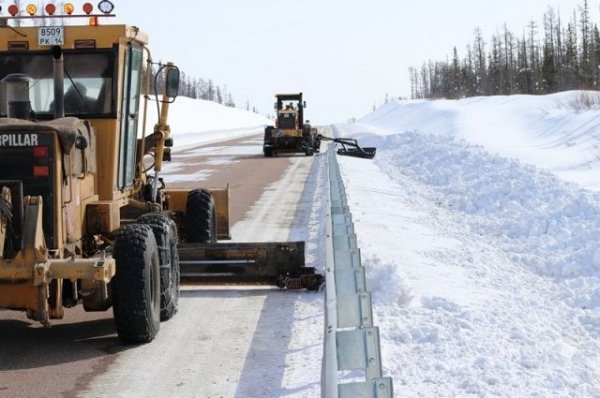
[264,126,274,139]
[304,137,314,156]
[264,126,274,157]
[313,135,321,153]
[302,125,314,156]
[113,224,161,343]
[137,213,180,321]
[185,189,216,243]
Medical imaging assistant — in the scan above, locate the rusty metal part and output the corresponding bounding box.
[276,271,324,291]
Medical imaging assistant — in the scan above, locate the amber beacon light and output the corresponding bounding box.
[2,2,115,17]
[25,4,37,16]
[63,3,75,15]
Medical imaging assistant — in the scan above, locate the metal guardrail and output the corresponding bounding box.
[322,144,394,398]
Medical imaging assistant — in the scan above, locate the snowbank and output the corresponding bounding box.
[147,96,271,149]
[359,91,600,190]
[333,92,600,396]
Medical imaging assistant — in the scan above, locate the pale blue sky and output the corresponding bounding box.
[112,0,597,123]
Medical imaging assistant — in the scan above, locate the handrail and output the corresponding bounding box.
[321,144,394,397]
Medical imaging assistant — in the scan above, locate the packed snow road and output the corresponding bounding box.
[0,132,327,398]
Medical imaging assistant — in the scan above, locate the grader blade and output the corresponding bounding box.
[178,241,323,290]
[318,134,376,159]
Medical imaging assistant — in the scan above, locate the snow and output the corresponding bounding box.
[155,96,271,149]
[163,92,600,396]
[335,92,600,396]
[357,91,600,190]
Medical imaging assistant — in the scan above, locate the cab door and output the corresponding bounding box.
[118,43,143,189]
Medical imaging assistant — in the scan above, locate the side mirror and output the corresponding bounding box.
[303,101,307,108]
[166,67,180,98]
[2,73,32,119]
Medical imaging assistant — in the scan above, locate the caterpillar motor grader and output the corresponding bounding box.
[0,3,321,344]
[263,93,320,157]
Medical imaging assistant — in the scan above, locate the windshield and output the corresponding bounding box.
[0,50,116,118]
[278,112,296,129]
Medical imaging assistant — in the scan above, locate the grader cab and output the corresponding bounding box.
[263,93,320,157]
[0,3,320,344]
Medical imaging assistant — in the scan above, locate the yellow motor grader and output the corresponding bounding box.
[0,3,320,343]
[263,93,320,157]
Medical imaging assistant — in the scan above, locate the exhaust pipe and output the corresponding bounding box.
[51,45,64,119]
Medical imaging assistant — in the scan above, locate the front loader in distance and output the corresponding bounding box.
[263,93,320,157]
[0,4,321,344]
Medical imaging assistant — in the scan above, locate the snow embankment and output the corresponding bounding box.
[332,92,600,396]
[359,91,600,190]
[147,96,271,150]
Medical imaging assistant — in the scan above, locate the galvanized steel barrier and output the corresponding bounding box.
[322,144,394,397]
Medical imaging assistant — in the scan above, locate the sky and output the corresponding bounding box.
[140,90,600,396]
[109,0,599,124]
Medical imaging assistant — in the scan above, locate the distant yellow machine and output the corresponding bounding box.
[263,93,320,156]
[0,3,321,343]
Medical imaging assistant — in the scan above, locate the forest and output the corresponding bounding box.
[409,0,600,100]
[153,69,264,113]
[176,72,236,108]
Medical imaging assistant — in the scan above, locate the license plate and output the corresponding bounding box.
[38,27,64,46]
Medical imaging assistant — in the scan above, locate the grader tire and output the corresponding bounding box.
[264,147,274,157]
[304,139,314,156]
[113,224,161,343]
[137,213,180,321]
[302,125,314,156]
[264,126,274,157]
[185,188,216,243]
[313,136,321,153]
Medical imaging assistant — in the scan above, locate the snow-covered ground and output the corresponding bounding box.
[164,92,600,396]
[336,91,600,397]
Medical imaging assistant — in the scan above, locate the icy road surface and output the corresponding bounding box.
[80,135,328,398]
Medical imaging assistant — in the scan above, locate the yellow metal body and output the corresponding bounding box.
[0,24,145,203]
[0,196,116,324]
[0,20,230,322]
[277,110,302,138]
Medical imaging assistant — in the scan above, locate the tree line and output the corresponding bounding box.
[177,73,236,108]
[154,69,262,113]
[410,0,600,99]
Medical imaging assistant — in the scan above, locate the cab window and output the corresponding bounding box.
[0,50,116,118]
